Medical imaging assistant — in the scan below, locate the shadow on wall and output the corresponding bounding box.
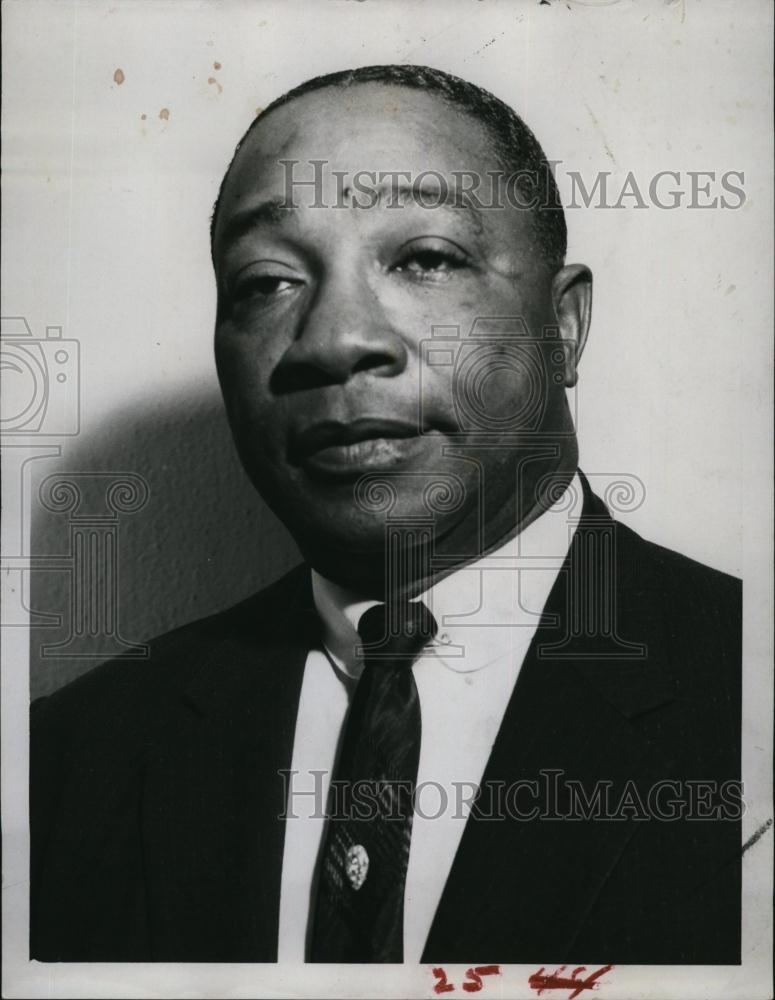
[29,388,301,699]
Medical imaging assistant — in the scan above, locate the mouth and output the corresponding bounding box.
[291,417,427,479]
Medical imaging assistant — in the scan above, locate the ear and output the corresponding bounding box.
[551,263,593,388]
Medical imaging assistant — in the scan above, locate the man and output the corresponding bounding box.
[30,65,741,964]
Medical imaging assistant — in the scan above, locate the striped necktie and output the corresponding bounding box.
[309,599,437,962]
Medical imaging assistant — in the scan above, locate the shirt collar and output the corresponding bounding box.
[312,472,580,679]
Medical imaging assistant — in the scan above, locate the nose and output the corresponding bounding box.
[271,270,408,392]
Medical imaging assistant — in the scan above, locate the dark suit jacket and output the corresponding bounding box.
[30,480,742,963]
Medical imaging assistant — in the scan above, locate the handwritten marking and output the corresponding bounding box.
[432,966,501,994]
[432,967,455,994]
[463,965,501,992]
[742,817,773,857]
[529,964,614,999]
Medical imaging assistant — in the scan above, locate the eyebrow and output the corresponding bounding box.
[216,181,485,255]
[216,198,296,252]
[389,183,485,236]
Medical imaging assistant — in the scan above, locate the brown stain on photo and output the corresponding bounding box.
[214,61,222,70]
[113,68,125,85]
[159,108,170,121]
[208,77,223,94]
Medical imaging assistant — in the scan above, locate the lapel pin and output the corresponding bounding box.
[345,844,369,891]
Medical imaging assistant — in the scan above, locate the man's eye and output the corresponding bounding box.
[232,274,299,302]
[393,246,468,281]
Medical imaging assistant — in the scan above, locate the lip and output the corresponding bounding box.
[291,417,426,478]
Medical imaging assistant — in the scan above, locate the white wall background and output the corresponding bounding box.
[2,0,772,698]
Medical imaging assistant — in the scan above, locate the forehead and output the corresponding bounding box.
[218,83,501,215]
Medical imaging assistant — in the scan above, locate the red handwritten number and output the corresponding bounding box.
[463,965,501,992]
[432,967,455,995]
[432,964,501,994]
[528,964,614,1000]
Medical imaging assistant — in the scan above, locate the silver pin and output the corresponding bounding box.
[345,844,369,891]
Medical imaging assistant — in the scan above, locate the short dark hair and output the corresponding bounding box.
[210,63,567,268]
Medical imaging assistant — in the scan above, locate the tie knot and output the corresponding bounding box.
[357,600,438,664]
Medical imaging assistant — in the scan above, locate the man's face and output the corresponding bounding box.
[213,84,575,560]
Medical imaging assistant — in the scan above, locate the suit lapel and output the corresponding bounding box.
[423,480,677,962]
[140,568,318,960]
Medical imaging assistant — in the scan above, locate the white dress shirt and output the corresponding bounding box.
[277,474,580,962]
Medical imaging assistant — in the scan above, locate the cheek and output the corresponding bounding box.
[215,328,274,404]
[375,279,483,338]
[433,341,547,434]
[487,347,547,417]
[214,330,292,461]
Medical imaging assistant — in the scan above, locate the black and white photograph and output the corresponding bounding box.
[2,1,772,998]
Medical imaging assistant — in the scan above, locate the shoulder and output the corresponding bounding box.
[30,562,310,748]
[610,521,741,721]
[615,519,741,617]
[578,473,740,619]
[30,563,312,875]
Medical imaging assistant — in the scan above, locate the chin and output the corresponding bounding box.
[260,464,470,556]
[292,509,389,555]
